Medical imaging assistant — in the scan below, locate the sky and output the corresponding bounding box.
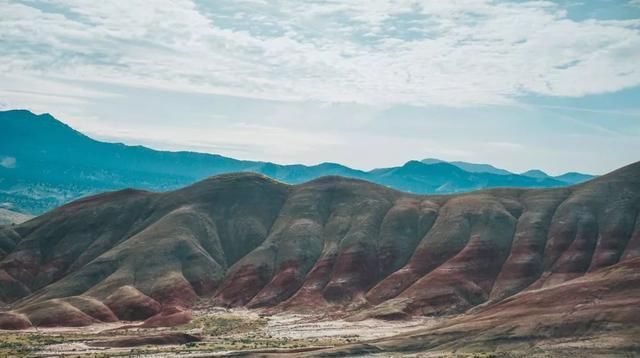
[1,0,640,175]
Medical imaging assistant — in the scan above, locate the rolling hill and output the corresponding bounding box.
[0,110,589,215]
[0,160,637,344]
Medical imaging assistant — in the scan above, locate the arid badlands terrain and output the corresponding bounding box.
[1,161,639,357]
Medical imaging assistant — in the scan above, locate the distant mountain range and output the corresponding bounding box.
[421,158,595,184]
[0,109,594,216]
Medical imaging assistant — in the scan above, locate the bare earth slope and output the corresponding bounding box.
[307,256,640,357]
[0,161,638,348]
[0,208,32,226]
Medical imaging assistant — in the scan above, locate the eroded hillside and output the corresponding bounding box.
[0,161,638,333]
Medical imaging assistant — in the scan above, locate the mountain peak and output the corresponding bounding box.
[421,158,513,176]
[521,169,549,179]
[1,109,54,120]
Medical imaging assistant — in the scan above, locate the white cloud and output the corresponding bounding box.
[0,0,639,107]
[0,156,16,169]
[87,121,345,165]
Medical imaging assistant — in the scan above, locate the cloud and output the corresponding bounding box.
[87,120,345,165]
[0,156,16,169]
[1,0,639,107]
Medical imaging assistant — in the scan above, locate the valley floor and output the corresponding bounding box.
[0,307,433,357]
[1,306,638,357]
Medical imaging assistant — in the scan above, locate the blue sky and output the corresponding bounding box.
[1,0,639,175]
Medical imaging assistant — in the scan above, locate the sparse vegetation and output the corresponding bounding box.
[0,333,65,357]
[178,312,267,336]
[0,311,344,356]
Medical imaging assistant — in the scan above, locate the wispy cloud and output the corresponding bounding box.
[87,120,346,165]
[1,0,639,107]
[528,104,640,117]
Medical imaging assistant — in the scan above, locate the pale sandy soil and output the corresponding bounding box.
[13,309,435,357]
[14,321,128,334]
[39,342,132,356]
[265,312,437,340]
[5,312,634,358]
